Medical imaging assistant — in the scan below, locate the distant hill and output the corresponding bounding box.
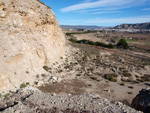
[114,22,150,29]
[60,25,110,30]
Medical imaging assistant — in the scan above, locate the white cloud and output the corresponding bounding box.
[91,11,121,14]
[85,15,150,24]
[60,0,150,13]
[142,8,150,10]
[70,20,83,22]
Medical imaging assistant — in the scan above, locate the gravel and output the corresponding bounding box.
[0,86,142,113]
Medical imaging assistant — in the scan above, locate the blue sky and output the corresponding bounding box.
[40,0,150,26]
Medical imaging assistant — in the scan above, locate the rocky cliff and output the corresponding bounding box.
[0,0,65,92]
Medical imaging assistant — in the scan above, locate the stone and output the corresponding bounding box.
[131,87,150,113]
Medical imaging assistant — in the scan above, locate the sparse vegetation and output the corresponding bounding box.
[141,74,150,81]
[87,84,92,87]
[121,99,130,106]
[76,74,81,76]
[122,71,131,77]
[135,75,139,78]
[127,92,133,94]
[66,31,97,36]
[4,93,10,98]
[41,74,46,77]
[43,66,50,72]
[104,74,118,82]
[36,74,39,78]
[69,38,114,49]
[26,82,30,85]
[128,86,134,89]
[20,83,27,88]
[120,83,125,86]
[90,77,98,81]
[0,93,2,98]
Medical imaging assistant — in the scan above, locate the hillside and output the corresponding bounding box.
[114,22,150,29]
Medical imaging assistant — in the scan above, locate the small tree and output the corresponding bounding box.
[117,39,129,49]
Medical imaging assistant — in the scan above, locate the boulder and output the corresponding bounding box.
[131,87,150,113]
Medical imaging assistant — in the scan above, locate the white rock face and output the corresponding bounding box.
[0,0,65,92]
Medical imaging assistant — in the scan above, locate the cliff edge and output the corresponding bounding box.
[0,0,65,92]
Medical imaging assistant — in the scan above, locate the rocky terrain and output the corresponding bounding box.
[0,0,65,92]
[114,22,150,29]
[37,41,150,102]
[0,0,149,113]
[0,86,142,113]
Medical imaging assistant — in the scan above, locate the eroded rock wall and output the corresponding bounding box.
[0,0,65,92]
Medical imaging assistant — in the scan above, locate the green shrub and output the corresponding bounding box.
[4,93,10,98]
[141,74,150,81]
[90,77,98,80]
[88,84,92,87]
[43,66,50,72]
[135,75,139,78]
[123,71,131,77]
[26,82,30,85]
[120,83,125,86]
[69,38,78,43]
[107,43,115,48]
[41,74,46,77]
[128,86,134,89]
[127,92,132,94]
[104,74,118,82]
[69,38,114,49]
[76,74,81,76]
[0,93,2,98]
[117,39,129,49]
[20,83,27,88]
[36,74,39,78]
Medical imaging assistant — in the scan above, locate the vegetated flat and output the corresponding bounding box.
[73,33,109,44]
[73,31,150,49]
[106,32,150,49]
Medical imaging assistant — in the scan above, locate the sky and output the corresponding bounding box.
[40,0,150,26]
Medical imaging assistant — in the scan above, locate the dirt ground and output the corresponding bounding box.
[39,74,147,106]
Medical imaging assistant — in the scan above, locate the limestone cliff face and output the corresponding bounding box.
[0,0,65,91]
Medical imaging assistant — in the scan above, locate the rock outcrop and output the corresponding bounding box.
[0,0,65,92]
[132,87,150,113]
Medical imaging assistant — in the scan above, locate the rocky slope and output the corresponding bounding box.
[0,0,65,92]
[114,22,150,29]
[0,87,142,113]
